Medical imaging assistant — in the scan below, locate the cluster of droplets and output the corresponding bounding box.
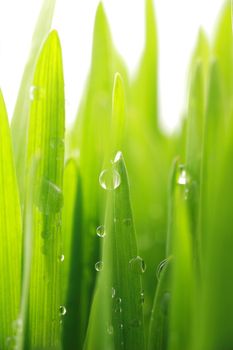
[129,256,146,274]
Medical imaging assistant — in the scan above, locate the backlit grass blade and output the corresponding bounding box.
[0,90,22,349]
[11,0,56,201]
[148,258,172,350]
[85,152,145,350]
[168,161,194,350]
[131,0,158,132]
[25,30,65,349]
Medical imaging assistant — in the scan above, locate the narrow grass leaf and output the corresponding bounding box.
[0,90,22,349]
[25,30,65,349]
[11,0,56,201]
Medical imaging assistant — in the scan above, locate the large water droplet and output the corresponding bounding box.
[36,179,63,214]
[95,261,104,272]
[59,254,65,262]
[177,165,189,185]
[29,86,45,101]
[96,225,106,238]
[99,169,121,190]
[129,256,146,274]
[59,306,66,316]
[156,258,169,280]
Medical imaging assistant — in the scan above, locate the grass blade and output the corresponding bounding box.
[11,0,56,201]
[25,30,65,349]
[0,90,22,349]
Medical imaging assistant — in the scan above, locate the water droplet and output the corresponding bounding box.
[119,323,124,329]
[115,297,122,313]
[140,291,145,305]
[29,86,45,101]
[99,169,121,190]
[177,165,189,185]
[95,261,103,272]
[114,151,122,163]
[184,188,189,200]
[156,258,169,280]
[36,179,63,215]
[59,254,65,262]
[96,225,106,238]
[59,306,66,316]
[123,218,132,226]
[129,256,146,274]
[111,287,116,298]
[130,319,142,328]
[107,325,114,335]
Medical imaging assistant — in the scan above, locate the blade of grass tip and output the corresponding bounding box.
[0,90,22,349]
[62,160,83,350]
[25,30,65,349]
[168,160,194,350]
[16,158,39,350]
[213,0,233,107]
[131,0,158,133]
[67,4,128,347]
[11,0,56,202]
[148,257,172,350]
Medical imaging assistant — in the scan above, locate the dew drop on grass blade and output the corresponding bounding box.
[0,90,22,350]
[11,0,57,202]
[85,152,145,350]
[25,30,65,349]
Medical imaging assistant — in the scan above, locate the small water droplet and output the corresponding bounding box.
[107,325,114,335]
[184,188,189,200]
[59,306,66,316]
[99,169,121,190]
[59,254,65,262]
[177,165,189,185]
[115,297,122,313]
[156,258,169,280]
[129,256,146,274]
[111,287,116,298]
[96,225,106,238]
[36,179,63,214]
[140,291,145,305]
[119,323,124,329]
[123,218,132,226]
[29,86,45,101]
[95,261,104,272]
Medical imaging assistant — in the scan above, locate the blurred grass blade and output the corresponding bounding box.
[148,258,172,350]
[25,30,65,349]
[0,90,22,349]
[11,0,56,201]
[131,0,158,132]
[62,160,83,350]
[85,152,145,350]
[168,161,194,350]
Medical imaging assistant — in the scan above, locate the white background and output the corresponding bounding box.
[0,0,224,131]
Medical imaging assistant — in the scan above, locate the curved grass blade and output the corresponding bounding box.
[25,30,65,349]
[85,152,145,350]
[0,90,22,349]
[11,0,56,201]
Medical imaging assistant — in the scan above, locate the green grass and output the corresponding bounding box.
[0,0,233,349]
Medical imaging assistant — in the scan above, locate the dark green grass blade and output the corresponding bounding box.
[25,30,65,349]
[11,0,56,201]
[85,152,145,350]
[0,91,22,349]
